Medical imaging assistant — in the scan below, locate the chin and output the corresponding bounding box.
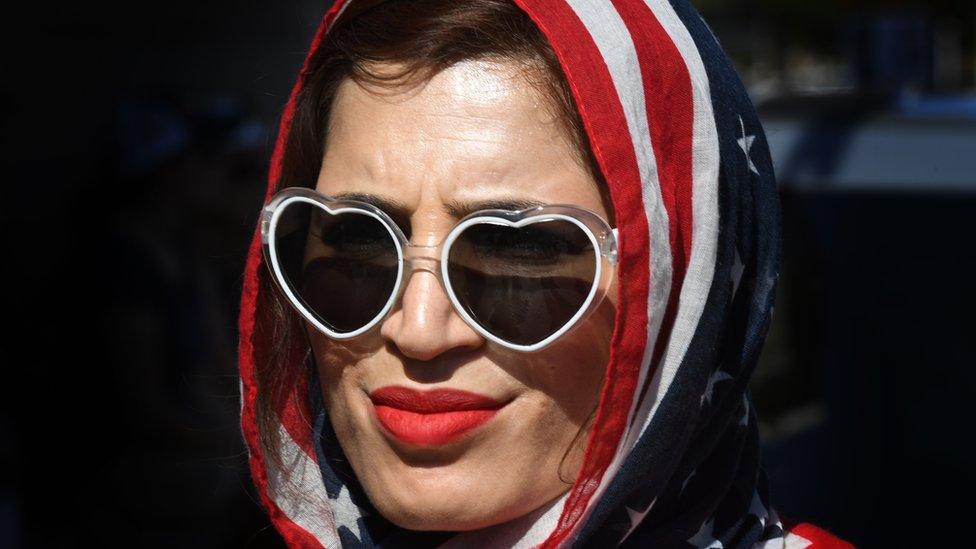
[348,398,579,533]
[366,464,530,532]
[382,505,491,532]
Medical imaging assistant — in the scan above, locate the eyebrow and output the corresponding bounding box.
[329,191,546,222]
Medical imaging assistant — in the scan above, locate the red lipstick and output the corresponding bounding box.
[369,386,506,446]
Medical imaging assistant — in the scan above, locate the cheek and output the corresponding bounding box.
[307,327,369,407]
[516,304,615,425]
[308,332,382,465]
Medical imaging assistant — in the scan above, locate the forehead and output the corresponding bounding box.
[315,58,607,220]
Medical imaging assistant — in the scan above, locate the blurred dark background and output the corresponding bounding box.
[1,1,973,547]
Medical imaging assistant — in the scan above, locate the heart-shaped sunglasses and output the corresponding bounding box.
[261,187,618,352]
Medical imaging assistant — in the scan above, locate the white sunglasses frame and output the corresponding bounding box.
[261,186,618,352]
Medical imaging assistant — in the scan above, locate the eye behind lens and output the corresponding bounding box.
[272,201,401,335]
[318,212,398,261]
[446,218,599,347]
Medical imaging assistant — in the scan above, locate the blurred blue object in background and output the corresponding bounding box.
[764,95,976,193]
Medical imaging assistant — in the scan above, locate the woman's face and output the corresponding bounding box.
[309,58,617,532]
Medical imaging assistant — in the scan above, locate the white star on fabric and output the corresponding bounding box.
[748,489,769,528]
[331,484,364,542]
[620,496,656,543]
[731,246,745,296]
[680,469,697,496]
[737,115,759,175]
[700,369,733,407]
[688,518,724,548]
[739,394,751,427]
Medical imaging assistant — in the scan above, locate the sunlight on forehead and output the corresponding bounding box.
[440,59,527,107]
[318,58,604,223]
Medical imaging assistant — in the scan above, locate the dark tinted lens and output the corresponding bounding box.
[447,219,597,346]
[272,201,400,334]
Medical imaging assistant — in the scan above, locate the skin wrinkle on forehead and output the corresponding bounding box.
[322,59,605,244]
[330,58,584,183]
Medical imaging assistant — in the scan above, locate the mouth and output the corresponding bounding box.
[369,386,508,446]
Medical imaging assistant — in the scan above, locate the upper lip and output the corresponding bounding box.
[369,386,506,413]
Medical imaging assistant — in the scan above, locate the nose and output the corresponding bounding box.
[379,256,484,361]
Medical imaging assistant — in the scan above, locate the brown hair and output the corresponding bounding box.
[256,0,608,485]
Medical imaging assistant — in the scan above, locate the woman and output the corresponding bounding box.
[238,0,853,547]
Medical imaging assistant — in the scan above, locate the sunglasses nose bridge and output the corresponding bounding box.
[402,255,441,273]
[401,244,447,288]
[402,242,441,260]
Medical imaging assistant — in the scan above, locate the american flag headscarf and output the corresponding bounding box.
[237,1,854,547]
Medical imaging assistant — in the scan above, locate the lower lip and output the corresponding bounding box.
[373,405,500,446]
